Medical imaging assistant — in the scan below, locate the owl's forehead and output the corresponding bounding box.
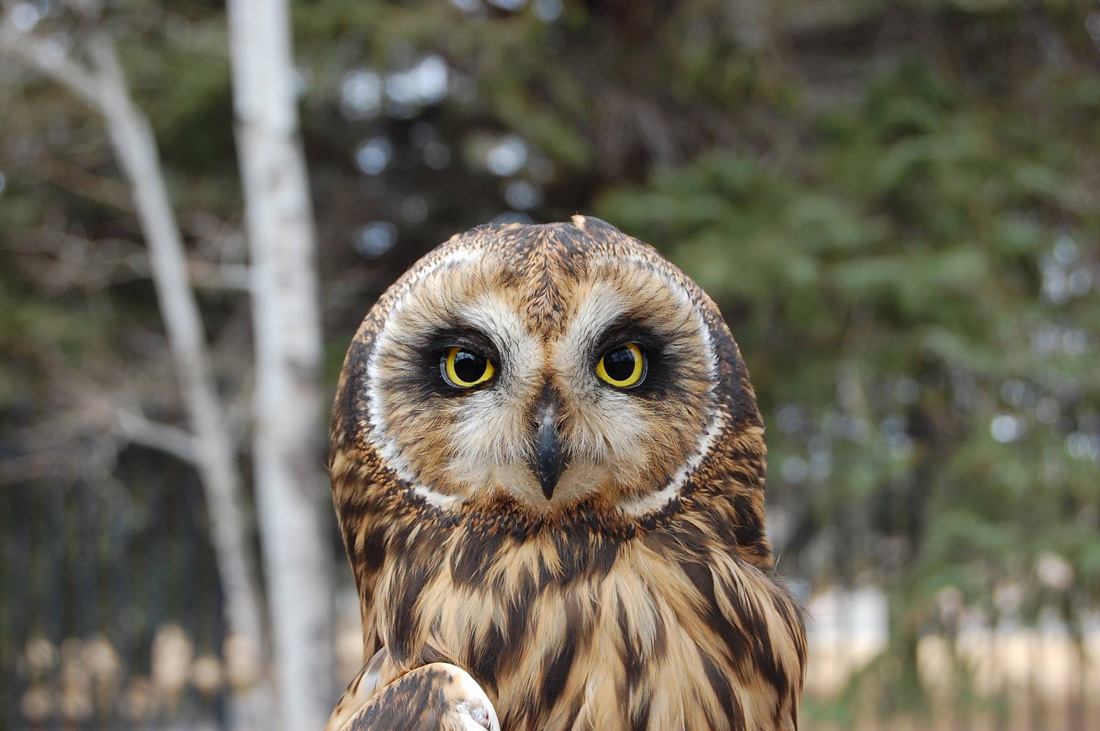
[389,218,697,342]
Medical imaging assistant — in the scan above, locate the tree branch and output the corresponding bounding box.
[114,409,199,464]
[0,18,107,112]
[18,155,134,210]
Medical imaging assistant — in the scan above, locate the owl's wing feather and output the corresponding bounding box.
[325,647,395,731]
[330,662,500,731]
[706,553,807,730]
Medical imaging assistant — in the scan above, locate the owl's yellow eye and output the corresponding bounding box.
[595,343,646,388]
[441,347,495,388]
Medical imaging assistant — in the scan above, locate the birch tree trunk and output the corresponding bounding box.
[85,37,272,659]
[1,18,272,729]
[226,1,335,727]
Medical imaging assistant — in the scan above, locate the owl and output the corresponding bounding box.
[328,216,806,731]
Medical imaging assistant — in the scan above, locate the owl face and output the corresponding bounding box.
[355,216,736,516]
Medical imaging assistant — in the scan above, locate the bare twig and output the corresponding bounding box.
[0,18,106,111]
[16,155,134,210]
[188,260,251,290]
[114,409,199,464]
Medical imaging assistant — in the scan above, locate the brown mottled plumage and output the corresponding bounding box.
[338,661,500,731]
[327,216,806,731]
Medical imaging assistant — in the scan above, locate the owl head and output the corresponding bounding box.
[332,216,765,524]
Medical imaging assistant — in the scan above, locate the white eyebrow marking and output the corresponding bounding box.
[457,294,535,367]
[553,283,627,380]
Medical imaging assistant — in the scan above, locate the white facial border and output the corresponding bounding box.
[614,254,723,517]
[365,247,486,511]
[364,247,724,518]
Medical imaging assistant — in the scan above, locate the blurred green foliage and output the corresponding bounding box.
[598,50,1100,714]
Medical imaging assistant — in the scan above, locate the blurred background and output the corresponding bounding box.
[2,0,1099,729]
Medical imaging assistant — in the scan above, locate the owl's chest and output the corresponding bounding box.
[376,528,620,672]
[373,532,752,731]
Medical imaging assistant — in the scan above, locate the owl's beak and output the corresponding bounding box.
[533,393,565,500]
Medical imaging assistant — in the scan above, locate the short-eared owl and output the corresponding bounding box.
[328,216,806,731]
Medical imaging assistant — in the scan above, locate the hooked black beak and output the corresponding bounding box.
[532,393,565,500]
